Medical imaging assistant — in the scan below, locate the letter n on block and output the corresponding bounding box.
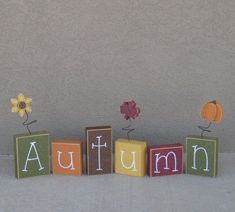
[14,132,50,179]
[115,139,147,177]
[86,126,112,175]
[186,136,218,177]
[147,144,183,177]
[52,140,83,176]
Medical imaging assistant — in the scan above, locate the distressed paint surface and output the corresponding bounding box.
[186,136,218,177]
[52,140,83,176]
[14,132,50,179]
[147,144,183,177]
[115,139,146,177]
[86,126,112,175]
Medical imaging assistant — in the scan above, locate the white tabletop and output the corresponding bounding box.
[0,154,234,212]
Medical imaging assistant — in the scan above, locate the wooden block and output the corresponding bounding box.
[14,131,50,179]
[86,126,112,175]
[52,140,83,176]
[115,139,146,177]
[147,143,183,177]
[186,136,218,177]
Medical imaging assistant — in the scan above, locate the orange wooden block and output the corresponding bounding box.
[52,140,83,176]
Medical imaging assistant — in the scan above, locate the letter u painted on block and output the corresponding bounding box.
[120,150,137,171]
[192,145,209,172]
[154,151,178,174]
[57,151,75,170]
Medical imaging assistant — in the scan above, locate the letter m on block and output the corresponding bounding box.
[147,144,183,177]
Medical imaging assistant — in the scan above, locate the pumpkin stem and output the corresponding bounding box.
[198,122,212,137]
[211,100,217,104]
[122,119,135,141]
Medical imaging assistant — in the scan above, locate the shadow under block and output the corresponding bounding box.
[186,136,218,177]
[147,143,183,177]
[115,139,147,177]
[86,126,112,175]
[52,140,83,176]
[14,131,50,179]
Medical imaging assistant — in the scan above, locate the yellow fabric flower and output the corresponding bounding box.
[11,93,32,117]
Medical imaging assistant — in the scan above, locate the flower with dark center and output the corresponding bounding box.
[11,93,32,117]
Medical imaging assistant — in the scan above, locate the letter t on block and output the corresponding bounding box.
[147,144,183,177]
[14,132,50,179]
[52,140,83,176]
[115,139,147,177]
[186,136,218,177]
[86,126,112,175]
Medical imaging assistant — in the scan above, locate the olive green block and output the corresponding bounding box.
[186,136,218,177]
[14,131,50,179]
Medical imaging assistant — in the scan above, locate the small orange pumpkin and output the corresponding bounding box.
[201,100,224,123]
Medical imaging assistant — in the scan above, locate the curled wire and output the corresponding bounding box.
[198,122,212,137]
[122,119,135,141]
[22,111,37,135]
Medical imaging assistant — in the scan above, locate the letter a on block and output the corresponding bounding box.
[52,140,83,176]
[14,132,50,179]
[186,136,218,177]
[115,139,146,177]
[22,141,44,172]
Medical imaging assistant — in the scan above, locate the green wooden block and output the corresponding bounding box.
[14,131,50,179]
[186,136,218,177]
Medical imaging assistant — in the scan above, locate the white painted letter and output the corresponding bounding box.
[120,150,137,171]
[92,136,107,171]
[154,151,178,174]
[192,145,209,172]
[22,141,44,172]
[57,151,75,170]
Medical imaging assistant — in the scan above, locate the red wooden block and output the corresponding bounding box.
[147,143,183,177]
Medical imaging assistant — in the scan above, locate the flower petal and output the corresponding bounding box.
[10,98,18,106]
[25,106,32,113]
[11,106,19,113]
[18,93,25,101]
[18,110,25,117]
[25,98,32,104]
[120,100,140,120]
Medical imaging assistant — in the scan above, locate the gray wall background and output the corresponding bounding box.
[0,0,234,155]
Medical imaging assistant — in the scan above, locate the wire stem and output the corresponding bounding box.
[198,122,212,137]
[122,119,135,141]
[22,111,37,135]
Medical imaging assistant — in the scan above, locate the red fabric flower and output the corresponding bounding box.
[120,100,140,120]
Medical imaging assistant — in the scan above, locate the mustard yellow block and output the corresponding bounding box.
[115,138,147,177]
